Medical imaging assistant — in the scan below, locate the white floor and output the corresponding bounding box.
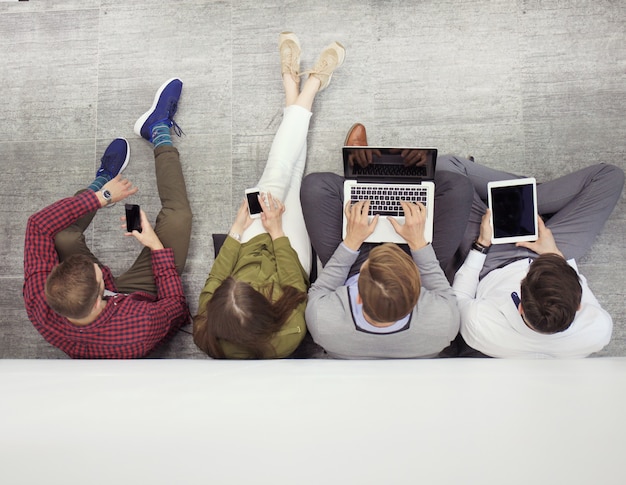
[2,358,626,485]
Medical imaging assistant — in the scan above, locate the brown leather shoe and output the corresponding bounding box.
[344,123,368,146]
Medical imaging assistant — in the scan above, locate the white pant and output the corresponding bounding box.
[242,104,312,274]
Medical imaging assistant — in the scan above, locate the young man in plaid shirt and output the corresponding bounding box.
[23,79,192,358]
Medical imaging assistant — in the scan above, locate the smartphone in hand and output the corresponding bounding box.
[245,188,263,219]
[125,204,142,233]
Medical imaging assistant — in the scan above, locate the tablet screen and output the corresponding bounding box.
[488,178,538,244]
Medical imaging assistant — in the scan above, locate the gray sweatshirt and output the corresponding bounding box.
[306,243,460,359]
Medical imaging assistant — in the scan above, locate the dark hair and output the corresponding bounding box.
[358,243,421,323]
[520,253,582,334]
[45,254,100,319]
[193,277,307,359]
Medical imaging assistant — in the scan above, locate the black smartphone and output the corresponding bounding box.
[125,204,142,233]
[245,188,263,219]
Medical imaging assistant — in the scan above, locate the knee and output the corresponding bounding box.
[435,170,473,204]
[436,155,471,174]
[301,173,336,203]
[171,208,193,237]
[601,164,625,193]
[54,230,84,255]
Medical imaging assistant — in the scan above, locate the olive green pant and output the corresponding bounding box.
[54,145,192,295]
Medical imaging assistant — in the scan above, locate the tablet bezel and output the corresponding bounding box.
[487,177,538,245]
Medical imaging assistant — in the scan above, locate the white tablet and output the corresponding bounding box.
[487,177,538,245]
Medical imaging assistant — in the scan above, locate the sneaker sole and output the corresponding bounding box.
[133,77,182,138]
[117,137,130,174]
[333,41,346,68]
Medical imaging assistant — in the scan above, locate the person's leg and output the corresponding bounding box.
[242,53,323,264]
[56,139,131,265]
[252,60,321,200]
[430,170,473,282]
[54,190,101,264]
[437,155,534,276]
[536,163,624,260]
[115,146,192,295]
[117,79,190,294]
[241,104,314,243]
[436,155,523,199]
[280,157,312,274]
[270,74,326,274]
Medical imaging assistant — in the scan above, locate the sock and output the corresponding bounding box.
[151,122,172,148]
[88,175,110,192]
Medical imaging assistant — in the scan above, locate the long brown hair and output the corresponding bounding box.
[193,277,307,359]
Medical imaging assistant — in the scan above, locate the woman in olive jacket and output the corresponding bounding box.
[194,33,345,358]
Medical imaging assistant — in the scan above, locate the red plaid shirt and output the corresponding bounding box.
[23,190,191,358]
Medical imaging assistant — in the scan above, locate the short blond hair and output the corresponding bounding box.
[358,244,421,323]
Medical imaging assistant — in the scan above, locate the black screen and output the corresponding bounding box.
[491,184,535,238]
[125,204,142,233]
[246,191,262,215]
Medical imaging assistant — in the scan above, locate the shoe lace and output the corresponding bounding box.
[171,119,185,137]
[100,153,118,173]
[167,100,185,137]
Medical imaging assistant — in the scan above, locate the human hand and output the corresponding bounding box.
[100,175,138,206]
[389,201,428,250]
[401,149,428,167]
[516,216,563,257]
[123,209,164,250]
[230,199,255,236]
[348,148,381,168]
[343,200,379,251]
[477,209,493,247]
[260,192,285,240]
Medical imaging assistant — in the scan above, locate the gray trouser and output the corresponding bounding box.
[436,155,624,277]
[300,169,474,281]
[54,145,192,295]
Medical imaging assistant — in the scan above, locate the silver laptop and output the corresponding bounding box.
[342,147,437,244]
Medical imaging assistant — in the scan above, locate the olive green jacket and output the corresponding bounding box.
[197,233,309,358]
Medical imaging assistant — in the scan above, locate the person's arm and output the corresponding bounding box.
[197,237,241,311]
[272,237,309,292]
[197,198,254,311]
[125,208,189,337]
[256,192,309,291]
[309,243,358,298]
[145,248,190,332]
[309,198,377,297]
[412,244,455,292]
[24,192,98,280]
[516,216,564,258]
[24,177,137,304]
[452,209,491,310]
[305,243,357,344]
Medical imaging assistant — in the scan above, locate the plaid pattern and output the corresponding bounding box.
[23,190,190,359]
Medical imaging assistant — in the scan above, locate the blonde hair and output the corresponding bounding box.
[358,244,421,323]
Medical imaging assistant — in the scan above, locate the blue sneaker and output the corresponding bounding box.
[96,138,130,178]
[134,78,184,142]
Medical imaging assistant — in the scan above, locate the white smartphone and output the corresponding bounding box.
[245,188,263,219]
[487,177,538,245]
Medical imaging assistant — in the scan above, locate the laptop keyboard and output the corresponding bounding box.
[349,184,429,216]
[352,164,428,177]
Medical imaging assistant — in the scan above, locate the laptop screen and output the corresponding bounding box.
[343,147,437,182]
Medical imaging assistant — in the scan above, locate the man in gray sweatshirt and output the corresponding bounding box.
[300,124,470,358]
